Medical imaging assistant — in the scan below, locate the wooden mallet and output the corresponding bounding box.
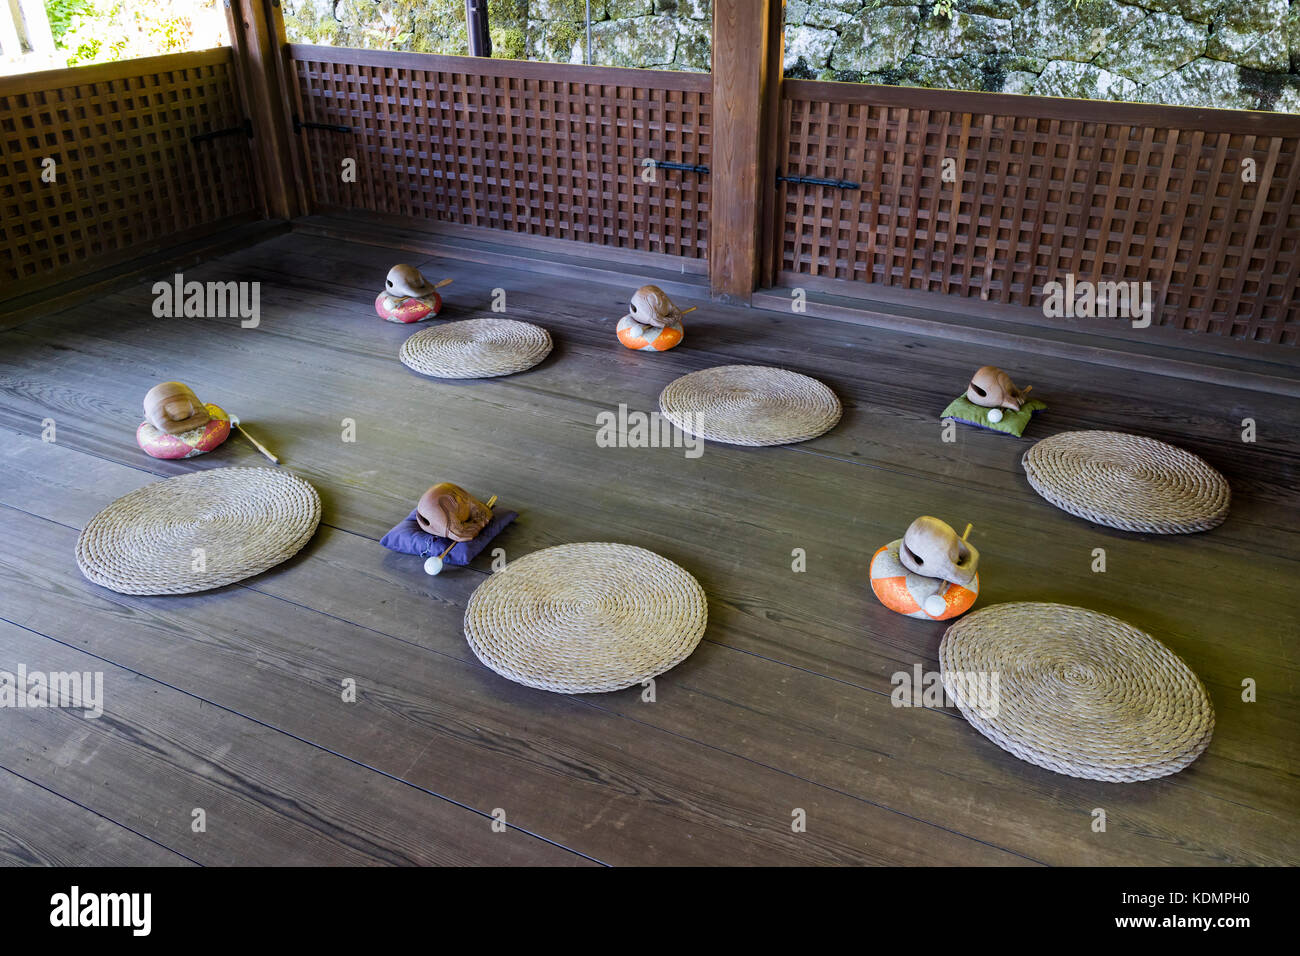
[228,414,279,465]
[424,495,497,576]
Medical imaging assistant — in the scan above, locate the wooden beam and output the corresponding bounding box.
[709,0,775,303]
[225,0,304,220]
[759,0,786,289]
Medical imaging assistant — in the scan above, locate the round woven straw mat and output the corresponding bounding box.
[463,543,708,693]
[939,602,1214,782]
[1022,430,1229,533]
[658,365,842,446]
[400,318,552,379]
[76,467,321,595]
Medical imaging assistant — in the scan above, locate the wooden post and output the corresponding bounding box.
[709,0,777,303]
[758,1,786,289]
[225,0,304,221]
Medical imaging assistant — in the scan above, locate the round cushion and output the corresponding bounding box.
[658,365,842,446]
[1022,430,1230,534]
[617,315,683,351]
[870,538,978,620]
[375,291,441,324]
[463,542,708,694]
[76,467,321,595]
[136,403,231,460]
[939,603,1214,781]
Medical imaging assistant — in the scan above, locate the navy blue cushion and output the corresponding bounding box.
[380,508,518,566]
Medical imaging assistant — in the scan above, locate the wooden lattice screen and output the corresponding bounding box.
[289,46,711,263]
[773,81,1300,346]
[0,49,261,299]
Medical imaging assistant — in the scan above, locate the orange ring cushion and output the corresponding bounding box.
[869,539,978,620]
[617,315,683,351]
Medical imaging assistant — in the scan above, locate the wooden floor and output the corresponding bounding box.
[1,230,1297,866]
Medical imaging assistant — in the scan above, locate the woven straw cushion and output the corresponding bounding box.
[464,543,708,693]
[76,467,321,595]
[1023,430,1229,533]
[940,602,1214,782]
[658,365,842,446]
[400,318,552,379]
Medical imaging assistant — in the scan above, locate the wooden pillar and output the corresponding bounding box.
[225,0,304,221]
[758,0,786,289]
[709,0,779,303]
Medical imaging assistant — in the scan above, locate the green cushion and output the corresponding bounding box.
[941,395,1047,438]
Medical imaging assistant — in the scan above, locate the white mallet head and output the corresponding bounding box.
[424,555,444,575]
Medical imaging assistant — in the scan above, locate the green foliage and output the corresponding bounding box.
[490,0,529,60]
[44,0,95,43]
[280,0,488,55]
[49,0,225,66]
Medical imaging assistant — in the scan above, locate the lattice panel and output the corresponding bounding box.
[292,50,711,260]
[0,50,259,296]
[778,87,1300,346]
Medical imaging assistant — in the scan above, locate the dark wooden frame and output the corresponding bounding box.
[5,4,1299,352]
[771,78,1300,346]
[0,48,261,300]
[287,44,713,267]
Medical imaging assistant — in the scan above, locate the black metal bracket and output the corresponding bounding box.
[191,119,252,145]
[646,158,710,175]
[777,173,860,189]
[294,115,352,134]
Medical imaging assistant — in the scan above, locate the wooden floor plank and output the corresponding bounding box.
[0,503,1023,866]
[136,238,1300,566]
[2,433,1295,865]
[1,311,1294,712]
[198,234,1300,521]
[0,769,193,867]
[0,230,1296,865]
[0,619,589,866]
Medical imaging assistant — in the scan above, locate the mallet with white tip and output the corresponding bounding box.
[424,495,497,575]
[228,414,279,464]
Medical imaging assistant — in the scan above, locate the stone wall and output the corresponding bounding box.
[526,0,712,70]
[283,0,1299,110]
[282,0,712,71]
[786,0,1300,111]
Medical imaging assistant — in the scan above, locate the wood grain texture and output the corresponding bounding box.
[0,231,1296,865]
[708,0,771,300]
[4,432,1294,865]
[0,769,192,867]
[0,501,1017,866]
[224,0,304,220]
[0,616,589,866]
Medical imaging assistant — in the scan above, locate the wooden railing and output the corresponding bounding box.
[288,45,712,266]
[0,48,261,298]
[770,80,1300,347]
